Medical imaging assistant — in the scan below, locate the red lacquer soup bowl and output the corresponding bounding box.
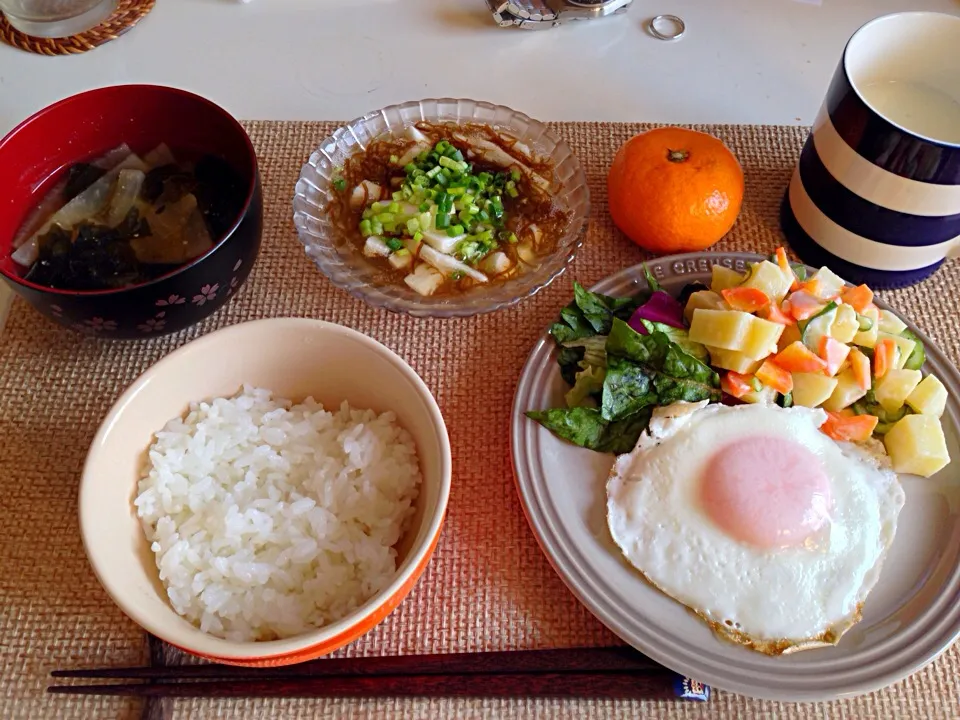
[0,85,263,339]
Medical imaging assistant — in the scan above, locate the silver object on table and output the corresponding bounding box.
[648,14,686,41]
[486,0,634,30]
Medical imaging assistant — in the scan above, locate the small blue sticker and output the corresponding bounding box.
[674,674,710,701]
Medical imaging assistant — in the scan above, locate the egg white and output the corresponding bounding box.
[606,401,905,654]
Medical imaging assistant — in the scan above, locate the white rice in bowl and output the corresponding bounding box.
[134,385,422,642]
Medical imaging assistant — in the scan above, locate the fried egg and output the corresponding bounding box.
[606,400,905,655]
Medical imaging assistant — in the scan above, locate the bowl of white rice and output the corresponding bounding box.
[79,318,451,666]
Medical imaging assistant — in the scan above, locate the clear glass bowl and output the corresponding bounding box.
[293,99,590,318]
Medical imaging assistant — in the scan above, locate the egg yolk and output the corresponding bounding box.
[700,437,832,549]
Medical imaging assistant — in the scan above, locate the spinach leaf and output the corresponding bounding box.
[602,356,658,421]
[556,346,586,386]
[595,408,653,454]
[607,317,669,366]
[525,407,609,449]
[642,263,663,294]
[526,406,651,454]
[638,319,709,363]
[572,283,643,334]
[550,301,597,345]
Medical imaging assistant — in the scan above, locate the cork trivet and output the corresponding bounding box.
[0,121,957,719]
[0,0,154,56]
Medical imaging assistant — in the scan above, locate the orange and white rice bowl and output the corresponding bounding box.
[79,318,451,666]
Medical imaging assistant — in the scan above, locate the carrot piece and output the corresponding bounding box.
[797,276,823,296]
[721,286,771,313]
[874,338,896,379]
[775,247,800,291]
[759,301,795,326]
[776,341,828,373]
[820,411,879,443]
[787,290,825,321]
[839,284,874,314]
[721,371,754,399]
[849,347,871,390]
[755,359,794,395]
[818,336,851,376]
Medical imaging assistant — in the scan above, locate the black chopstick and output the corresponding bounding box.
[49,670,682,700]
[52,646,659,681]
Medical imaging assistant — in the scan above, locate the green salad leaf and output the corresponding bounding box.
[531,308,722,452]
[525,406,653,455]
[602,356,658,421]
[525,407,609,449]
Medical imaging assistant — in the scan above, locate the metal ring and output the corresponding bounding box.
[649,14,685,41]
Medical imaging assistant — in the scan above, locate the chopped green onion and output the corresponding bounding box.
[385,237,404,252]
[435,213,451,229]
[390,154,399,164]
[406,218,420,235]
[376,212,395,223]
[418,202,431,212]
[447,224,465,237]
[510,169,521,182]
[388,202,401,213]
[395,248,410,257]
[359,219,372,237]
[332,177,346,192]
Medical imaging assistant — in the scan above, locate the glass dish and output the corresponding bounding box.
[293,98,590,318]
[0,0,116,38]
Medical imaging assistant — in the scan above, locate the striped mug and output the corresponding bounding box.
[781,11,960,289]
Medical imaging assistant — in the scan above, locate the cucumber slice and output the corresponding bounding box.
[901,329,926,370]
[857,313,874,331]
[801,301,838,353]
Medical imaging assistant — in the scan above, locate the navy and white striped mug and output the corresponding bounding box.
[781,11,960,289]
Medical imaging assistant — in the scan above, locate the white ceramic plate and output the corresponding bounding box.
[511,251,960,701]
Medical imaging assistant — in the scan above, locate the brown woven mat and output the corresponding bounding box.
[0,0,154,55]
[1,121,958,719]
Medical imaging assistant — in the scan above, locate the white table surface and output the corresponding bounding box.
[1,0,958,325]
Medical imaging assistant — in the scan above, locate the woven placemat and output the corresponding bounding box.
[0,0,154,55]
[1,120,958,719]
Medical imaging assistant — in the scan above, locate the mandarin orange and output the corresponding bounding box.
[607,127,744,253]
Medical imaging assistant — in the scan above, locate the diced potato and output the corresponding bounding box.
[740,316,786,361]
[688,310,784,360]
[830,303,859,344]
[822,368,869,412]
[883,415,951,477]
[877,331,917,371]
[741,384,778,405]
[683,290,729,323]
[878,309,908,335]
[689,309,754,352]
[711,265,744,293]
[874,369,923,414]
[741,261,793,303]
[707,346,762,375]
[777,323,802,353]
[809,266,847,299]
[792,372,839,408]
[906,374,948,418]
[853,307,880,348]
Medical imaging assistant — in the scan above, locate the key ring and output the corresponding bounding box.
[649,14,685,41]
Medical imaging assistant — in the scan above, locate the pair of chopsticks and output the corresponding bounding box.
[49,646,711,701]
